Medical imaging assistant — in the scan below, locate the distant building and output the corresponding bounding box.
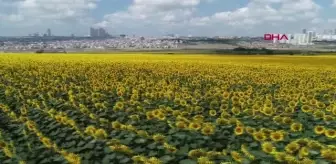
[47,28,51,37]
[90,27,109,37]
[302,29,307,34]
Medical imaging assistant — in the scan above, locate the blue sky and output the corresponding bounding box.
[1,0,336,36]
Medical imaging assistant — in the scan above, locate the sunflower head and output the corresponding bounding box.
[270,131,285,142]
[175,121,187,129]
[230,151,243,163]
[153,134,166,143]
[189,122,202,131]
[325,129,336,139]
[285,142,300,154]
[290,122,303,132]
[301,105,312,113]
[253,131,267,142]
[261,142,276,154]
[314,125,325,135]
[188,149,206,158]
[209,110,217,116]
[201,125,215,136]
[234,126,244,136]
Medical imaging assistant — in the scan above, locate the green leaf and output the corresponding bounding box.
[309,150,319,155]
[149,151,158,156]
[102,155,110,164]
[160,155,174,162]
[119,157,131,163]
[179,159,197,164]
[249,142,258,148]
[134,138,147,144]
[176,145,189,155]
[147,143,157,149]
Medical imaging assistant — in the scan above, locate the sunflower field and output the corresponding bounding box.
[0,54,335,164]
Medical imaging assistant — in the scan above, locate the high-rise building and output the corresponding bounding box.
[47,28,51,37]
[307,31,313,44]
[90,27,109,37]
[302,29,307,34]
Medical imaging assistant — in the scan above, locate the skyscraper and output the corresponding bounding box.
[302,29,307,34]
[90,27,109,37]
[47,28,51,37]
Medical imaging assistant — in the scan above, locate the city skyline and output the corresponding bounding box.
[1,0,336,36]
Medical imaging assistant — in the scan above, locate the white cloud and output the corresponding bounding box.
[95,0,323,35]
[0,0,98,25]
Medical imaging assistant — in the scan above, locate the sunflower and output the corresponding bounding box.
[220,111,230,118]
[216,118,229,125]
[146,157,162,164]
[153,134,166,143]
[231,107,241,115]
[298,147,310,159]
[234,126,244,136]
[282,117,293,125]
[189,122,202,131]
[222,92,230,99]
[230,151,243,163]
[316,102,326,109]
[261,142,276,154]
[201,125,215,136]
[245,126,256,134]
[253,131,267,142]
[323,115,334,122]
[209,110,217,116]
[41,137,53,148]
[111,121,122,130]
[153,110,161,117]
[324,129,336,139]
[301,105,312,113]
[113,101,124,111]
[163,143,177,153]
[172,110,181,117]
[157,113,166,120]
[309,99,317,106]
[180,99,187,106]
[241,144,255,160]
[273,116,283,124]
[285,107,295,113]
[136,130,149,138]
[175,121,187,129]
[229,118,238,125]
[273,152,287,162]
[300,97,308,104]
[313,111,325,119]
[146,111,155,120]
[288,101,296,108]
[94,128,107,139]
[188,149,206,158]
[84,125,96,135]
[270,131,285,142]
[285,142,300,154]
[197,156,213,164]
[206,151,222,159]
[307,140,324,149]
[132,155,147,163]
[320,148,336,161]
[314,125,325,135]
[290,123,303,132]
[300,158,315,164]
